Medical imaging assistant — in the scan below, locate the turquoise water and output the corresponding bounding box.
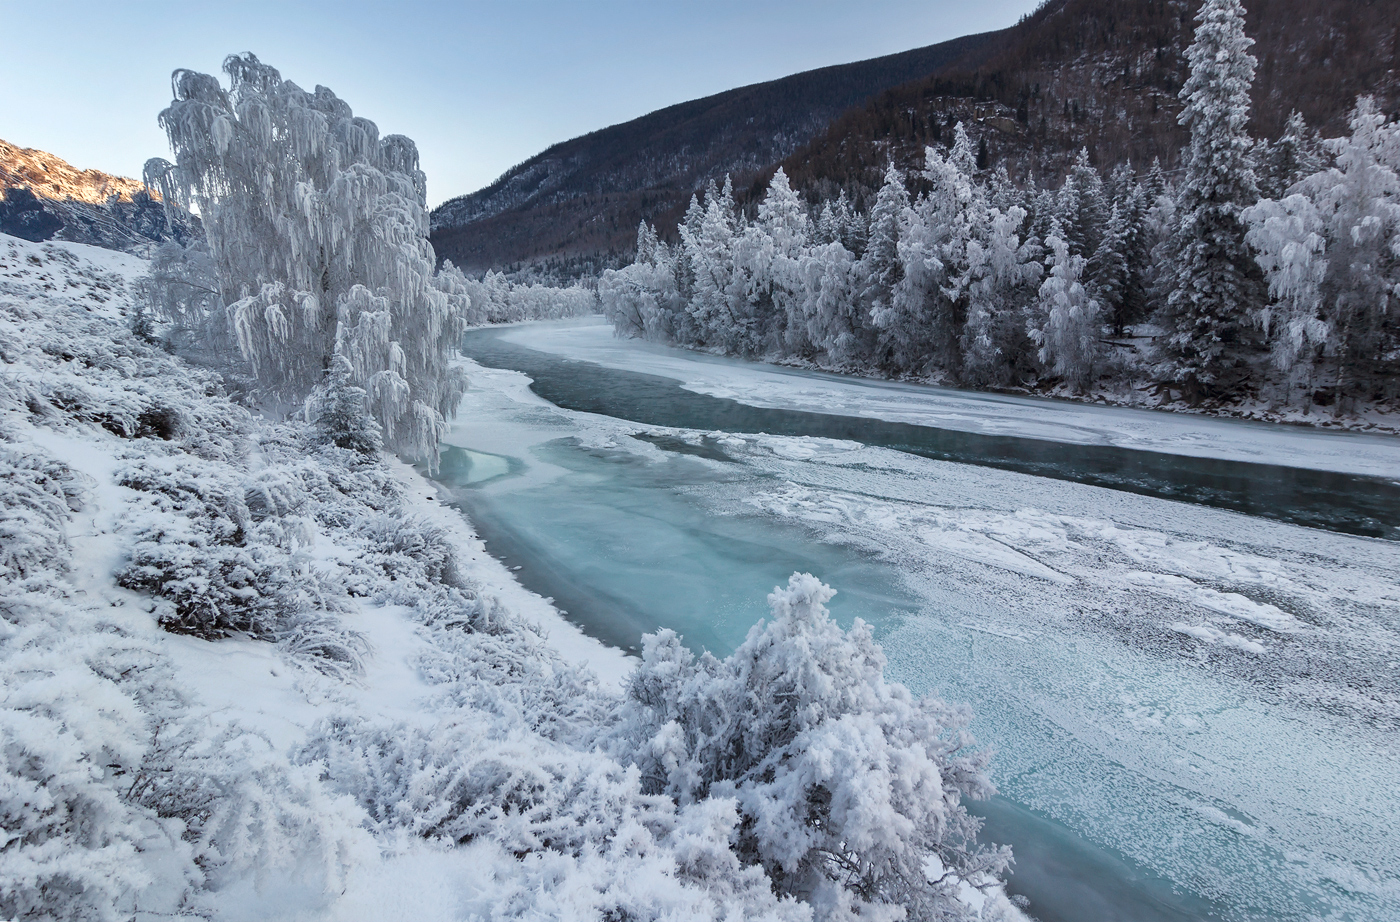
[431,333,1400,922]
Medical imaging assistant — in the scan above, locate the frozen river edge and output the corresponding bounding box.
[442,321,1400,922]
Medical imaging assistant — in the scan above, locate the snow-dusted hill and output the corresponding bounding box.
[0,234,1023,920]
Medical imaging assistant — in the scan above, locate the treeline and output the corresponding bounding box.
[601,1,1400,415]
[450,268,597,324]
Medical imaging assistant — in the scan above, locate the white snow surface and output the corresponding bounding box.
[1,235,1022,922]
[498,318,1400,480]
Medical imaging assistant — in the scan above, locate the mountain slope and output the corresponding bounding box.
[433,0,1400,275]
[0,137,196,249]
[428,30,1006,273]
[782,0,1400,202]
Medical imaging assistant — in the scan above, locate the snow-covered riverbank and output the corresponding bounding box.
[2,236,1026,921]
[500,318,1400,480]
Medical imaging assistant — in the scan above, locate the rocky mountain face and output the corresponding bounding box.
[428,30,1005,275]
[432,0,1400,276]
[0,138,197,250]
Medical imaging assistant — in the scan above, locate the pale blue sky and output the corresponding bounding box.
[1,1,1042,206]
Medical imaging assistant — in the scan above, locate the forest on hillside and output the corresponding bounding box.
[601,0,1400,419]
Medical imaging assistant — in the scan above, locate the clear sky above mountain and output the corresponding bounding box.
[1,0,1043,206]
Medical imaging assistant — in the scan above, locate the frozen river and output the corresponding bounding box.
[438,319,1400,922]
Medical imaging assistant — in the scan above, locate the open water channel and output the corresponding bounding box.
[433,321,1400,922]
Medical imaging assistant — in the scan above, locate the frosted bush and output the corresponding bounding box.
[615,573,1008,921]
[114,456,367,676]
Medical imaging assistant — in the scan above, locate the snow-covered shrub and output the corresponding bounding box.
[614,573,1008,921]
[0,445,83,583]
[129,721,372,897]
[114,455,366,676]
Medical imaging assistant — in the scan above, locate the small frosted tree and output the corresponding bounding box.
[306,353,382,455]
[1032,231,1104,391]
[1158,0,1265,401]
[144,54,466,461]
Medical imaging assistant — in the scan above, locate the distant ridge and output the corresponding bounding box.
[429,29,1007,274]
[0,138,196,250]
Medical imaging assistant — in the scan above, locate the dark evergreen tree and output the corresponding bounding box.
[1158,0,1266,401]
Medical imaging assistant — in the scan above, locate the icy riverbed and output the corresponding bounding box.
[439,321,1400,922]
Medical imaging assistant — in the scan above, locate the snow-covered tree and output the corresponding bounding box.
[1158,0,1265,400]
[799,241,863,364]
[881,145,983,375]
[615,573,1008,921]
[307,352,382,455]
[1057,148,1109,261]
[746,169,811,355]
[600,222,685,342]
[1259,111,1325,201]
[960,206,1043,387]
[144,54,466,461]
[1245,97,1400,408]
[859,163,909,362]
[681,178,745,350]
[1032,231,1104,391]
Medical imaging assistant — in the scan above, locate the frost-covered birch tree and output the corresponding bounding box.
[1245,97,1400,408]
[960,206,1042,387]
[144,54,467,461]
[1032,230,1104,391]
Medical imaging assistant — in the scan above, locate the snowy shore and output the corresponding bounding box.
[498,317,1400,480]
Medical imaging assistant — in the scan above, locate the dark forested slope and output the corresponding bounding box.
[428,30,1004,273]
[433,0,1400,274]
[784,0,1400,204]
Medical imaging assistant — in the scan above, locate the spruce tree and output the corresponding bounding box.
[861,163,909,357]
[308,353,383,456]
[1159,0,1265,401]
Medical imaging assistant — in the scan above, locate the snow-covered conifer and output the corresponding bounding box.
[1158,0,1266,400]
[859,163,909,357]
[1259,111,1325,200]
[307,352,383,455]
[682,180,745,350]
[1057,148,1109,261]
